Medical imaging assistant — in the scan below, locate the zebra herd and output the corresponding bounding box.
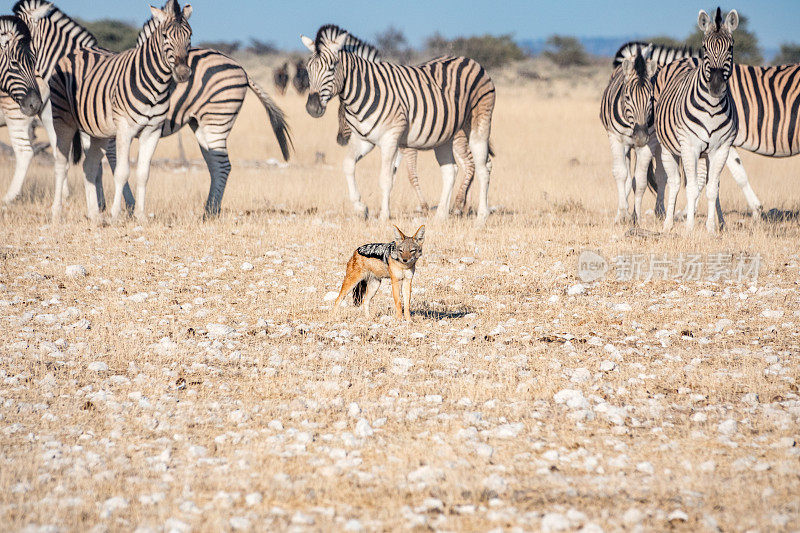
[0,2,496,225]
[603,7,800,233]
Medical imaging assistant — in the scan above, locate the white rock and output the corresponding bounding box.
[554,389,590,410]
[459,256,475,265]
[567,284,586,296]
[622,507,644,526]
[268,420,283,431]
[129,292,149,303]
[761,309,784,319]
[612,302,632,312]
[407,465,444,486]
[66,265,87,278]
[636,461,654,474]
[354,418,373,438]
[742,393,759,406]
[206,323,234,338]
[229,517,251,530]
[599,361,617,372]
[541,512,570,532]
[483,473,507,492]
[240,262,254,271]
[667,510,688,523]
[492,422,523,438]
[347,402,361,417]
[690,412,707,423]
[88,362,108,372]
[419,498,444,513]
[717,419,738,436]
[570,368,592,383]
[324,291,338,302]
[475,443,494,459]
[245,492,262,506]
[101,496,129,518]
[344,519,365,532]
[228,409,249,424]
[291,511,315,525]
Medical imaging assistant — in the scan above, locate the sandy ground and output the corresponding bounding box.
[1,62,799,532]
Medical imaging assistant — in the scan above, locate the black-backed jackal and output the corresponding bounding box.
[333,225,425,321]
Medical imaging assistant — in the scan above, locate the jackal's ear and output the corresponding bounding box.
[413,225,425,243]
[393,225,406,243]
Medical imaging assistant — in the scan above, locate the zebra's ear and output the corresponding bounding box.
[150,6,168,25]
[724,10,739,33]
[28,2,53,23]
[697,10,711,33]
[301,35,315,53]
[182,4,192,20]
[621,57,634,77]
[646,59,658,79]
[642,43,653,59]
[328,31,349,55]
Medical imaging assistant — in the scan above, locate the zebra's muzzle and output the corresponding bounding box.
[632,125,649,148]
[173,61,191,83]
[306,92,326,118]
[709,69,727,98]
[18,88,43,117]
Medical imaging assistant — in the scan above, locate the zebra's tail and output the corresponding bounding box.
[71,132,82,164]
[488,141,495,159]
[352,279,367,307]
[246,74,293,161]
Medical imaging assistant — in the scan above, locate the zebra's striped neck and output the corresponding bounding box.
[136,32,174,97]
[14,1,99,82]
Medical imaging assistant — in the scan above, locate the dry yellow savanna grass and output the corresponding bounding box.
[0,60,798,531]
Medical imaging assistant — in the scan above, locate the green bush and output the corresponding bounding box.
[78,18,139,52]
[542,35,588,67]
[773,43,800,65]
[198,41,241,56]
[424,33,525,70]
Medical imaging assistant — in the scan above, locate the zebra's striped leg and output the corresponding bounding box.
[660,152,681,233]
[104,138,136,214]
[632,144,653,226]
[377,138,400,221]
[109,127,135,221]
[38,101,70,204]
[608,136,631,223]
[680,146,702,233]
[705,146,729,234]
[451,132,474,216]
[433,141,456,221]
[648,140,667,219]
[724,148,762,217]
[402,149,429,212]
[81,138,105,224]
[1,114,35,204]
[51,123,76,223]
[343,137,374,219]
[192,124,232,219]
[132,125,163,223]
[469,137,491,225]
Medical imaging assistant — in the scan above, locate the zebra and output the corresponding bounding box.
[48,0,193,223]
[614,40,762,218]
[274,61,288,95]
[293,58,309,94]
[302,25,495,222]
[600,44,658,224]
[0,15,44,193]
[654,8,739,233]
[4,0,291,218]
[0,16,43,117]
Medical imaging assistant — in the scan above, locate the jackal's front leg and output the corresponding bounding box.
[390,273,403,320]
[402,276,413,321]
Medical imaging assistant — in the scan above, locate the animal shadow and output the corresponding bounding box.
[761,208,799,223]
[412,302,474,320]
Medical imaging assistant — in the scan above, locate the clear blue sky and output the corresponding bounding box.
[43,1,800,50]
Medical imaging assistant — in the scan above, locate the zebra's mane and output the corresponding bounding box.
[712,6,723,31]
[612,41,698,68]
[314,24,381,61]
[136,0,183,48]
[12,0,98,48]
[632,49,647,80]
[0,15,33,48]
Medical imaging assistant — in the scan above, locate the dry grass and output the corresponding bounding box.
[0,62,799,532]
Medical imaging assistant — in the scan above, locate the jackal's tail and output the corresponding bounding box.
[352,279,367,307]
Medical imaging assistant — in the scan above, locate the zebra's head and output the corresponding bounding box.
[300,26,350,118]
[0,15,42,116]
[697,7,738,98]
[621,44,657,147]
[150,0,193,83]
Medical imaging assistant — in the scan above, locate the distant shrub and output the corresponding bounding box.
[197,41,240,56]
[773,43,800,65]
[543,35,588,67]
[246,38,278,56]
[685,13,762,64]
[375,26,412,63]
[424,33,525,69]
[646,35,685,48]
[78,18,138,52]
